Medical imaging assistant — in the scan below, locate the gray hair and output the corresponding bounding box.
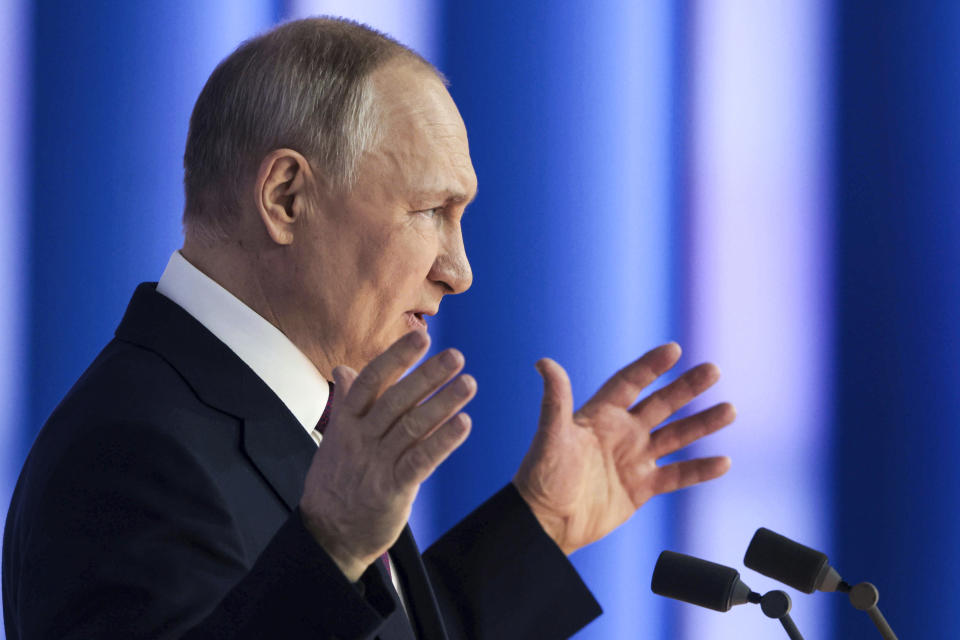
[182,17,437,240]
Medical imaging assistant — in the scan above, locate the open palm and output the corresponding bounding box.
[513,343,735,555]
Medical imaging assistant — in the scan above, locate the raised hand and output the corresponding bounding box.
[512,342,735,555]
[299,329,476,581]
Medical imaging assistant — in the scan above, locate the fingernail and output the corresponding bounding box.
[456,375,475,395]
[440,349,462,370]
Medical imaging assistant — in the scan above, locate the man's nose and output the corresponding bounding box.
[431,231,472,295]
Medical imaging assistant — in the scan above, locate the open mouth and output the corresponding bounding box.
[406,311,428,330]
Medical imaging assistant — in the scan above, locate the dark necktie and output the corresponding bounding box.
[314,382,393,580]
[315,381,334,436]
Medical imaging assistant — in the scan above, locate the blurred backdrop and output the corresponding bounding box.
[1,1,957,638]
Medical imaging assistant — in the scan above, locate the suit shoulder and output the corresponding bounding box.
[49,337,233,434]
[9,338,241,542]
[25,338,238,480]
[67,337,210,417]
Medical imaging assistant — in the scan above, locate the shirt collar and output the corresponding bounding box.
[156,251,329,440]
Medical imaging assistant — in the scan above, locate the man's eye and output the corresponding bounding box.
[416,207,441,218]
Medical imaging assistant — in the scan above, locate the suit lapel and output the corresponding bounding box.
[240,416,315,510]
[371,557,417,640]
[116,284,450,637]
[391,527,449,639]
[115,283,316,510]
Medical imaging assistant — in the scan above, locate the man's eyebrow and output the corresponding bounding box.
[414,188,479,206]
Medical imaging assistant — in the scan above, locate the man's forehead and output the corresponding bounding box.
[374,61,461,127]
[367,62,476,201]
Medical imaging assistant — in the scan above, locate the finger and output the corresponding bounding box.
[629,362,721,427]
[395,413,472,486]
[650,456,732,497]
[536,358,573,435]
[343,330,430,416]
[649,402,736,459]
[326,365,359,430]
[584,343,682,413]
[381,373,476,454]
[366,348,465,433]
[331,365,359,406]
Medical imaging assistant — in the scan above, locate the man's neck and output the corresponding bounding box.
[179,241,338,380]
[181,241,276,320]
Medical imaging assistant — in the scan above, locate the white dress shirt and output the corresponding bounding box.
[156,251,407,610]
[157,251,330,441]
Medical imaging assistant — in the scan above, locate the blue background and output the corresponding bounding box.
[0,1,953,637]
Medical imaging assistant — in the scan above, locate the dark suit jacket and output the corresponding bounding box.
[3,283,601,639]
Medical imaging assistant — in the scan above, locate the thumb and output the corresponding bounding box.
[331,365,359,416]
[535,358,574,434]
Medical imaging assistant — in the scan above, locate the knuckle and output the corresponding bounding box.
[441,380,469,406]
[636,395,664,420]
[677,371,696,392]
[614,367,631,385]
[368,366,388,389]
[409,445,432,469]
[355,368,383,396]
[664,392,685,415]
[377,390,405,418]
[396,413,422,440]
[438,421,463,447]
[387,348,409,370]
[399,447,431,482]
[541,393,563,411]
[617,366,644,390]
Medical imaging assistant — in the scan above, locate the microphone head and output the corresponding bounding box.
[651,551,753,612]
[744,528,834,593]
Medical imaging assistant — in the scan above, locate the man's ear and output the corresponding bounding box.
[255,148,314,246]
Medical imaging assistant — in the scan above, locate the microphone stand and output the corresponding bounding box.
[650,550,809,639]
[840,582,897,640]
[743,527,900,640]
[749,590,805,640]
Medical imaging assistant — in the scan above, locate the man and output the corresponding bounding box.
[3,17,735,639]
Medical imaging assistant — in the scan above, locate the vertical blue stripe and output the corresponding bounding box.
[0,0,27,483]
[439,2,675,637]
[662,6,694,636]
[285,0,440,64]
[26,2,275,461]
[0,1,28,639]
[682,0,832,637]
[834,3,960,637]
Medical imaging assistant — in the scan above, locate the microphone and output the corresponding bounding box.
[651,550,806,640]
[744,528,898,640]
[744,527,844,593]
[651,550,752,612]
